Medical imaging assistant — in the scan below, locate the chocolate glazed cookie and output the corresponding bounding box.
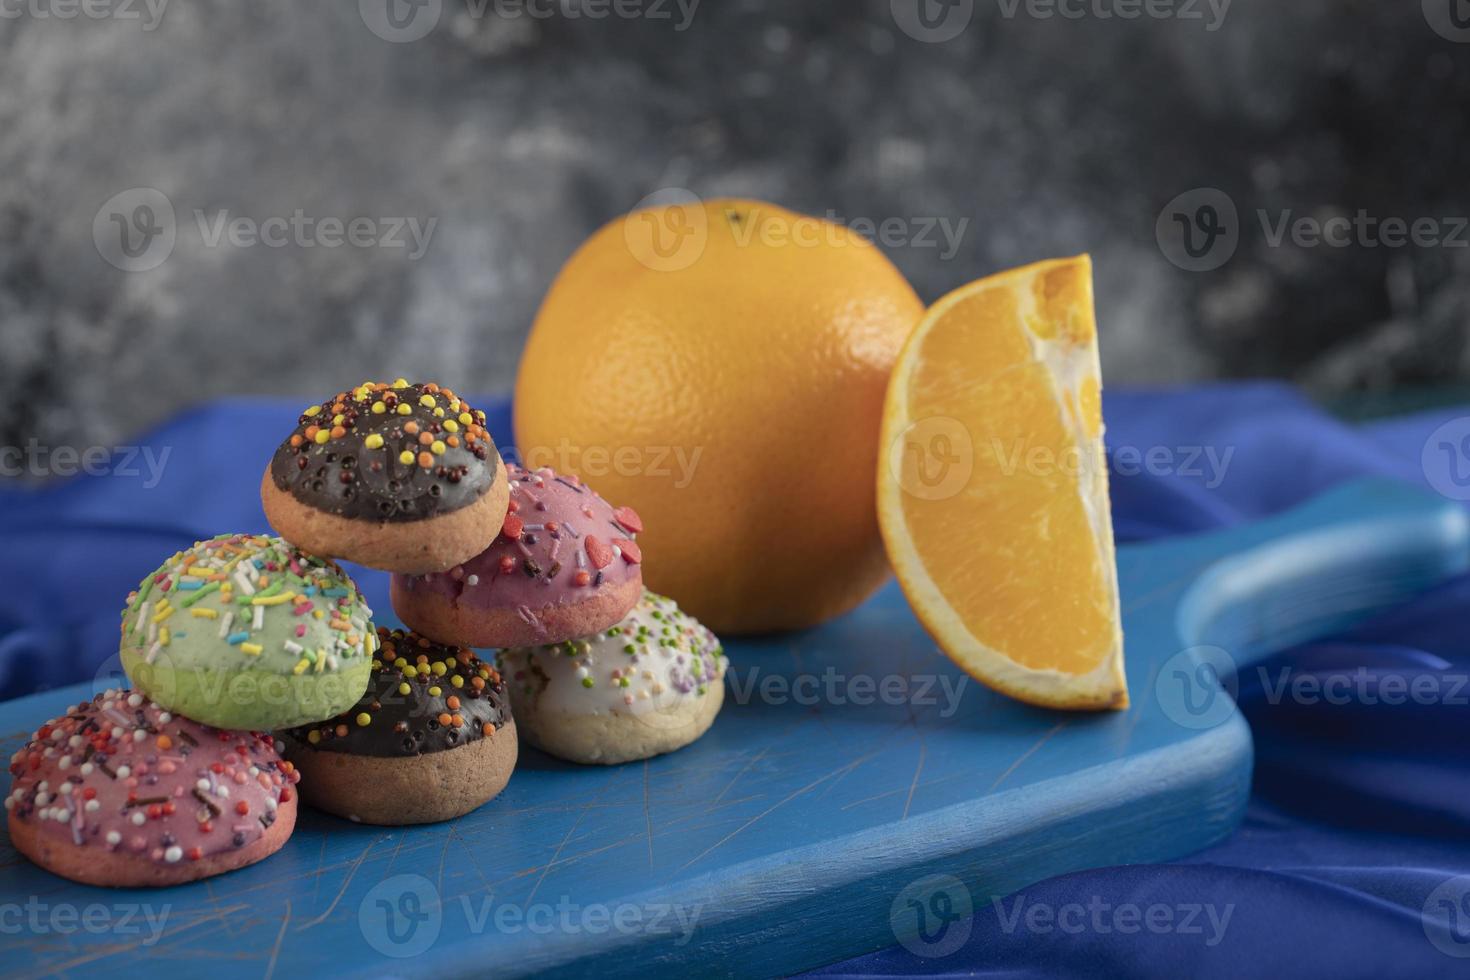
[261,379,510,574]
[279,627,517,825]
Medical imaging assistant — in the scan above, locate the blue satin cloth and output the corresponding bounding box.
[1,384,1467,977]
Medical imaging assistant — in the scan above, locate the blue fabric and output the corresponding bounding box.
[2,384,1467,977]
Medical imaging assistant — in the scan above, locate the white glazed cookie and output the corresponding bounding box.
[498,590,726,765]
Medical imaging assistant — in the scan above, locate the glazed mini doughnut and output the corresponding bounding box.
[498,590,726,765]
[261,379,510,574]
[279,627,517,825]
[5,689,299,887]
[120,534,377,731]
[391,463,644,648]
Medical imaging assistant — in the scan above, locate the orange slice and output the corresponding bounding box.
[877,255,1127,710]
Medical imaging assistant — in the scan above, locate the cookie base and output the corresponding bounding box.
[281,719,518,825]
[8,797,296,888]
[260,457,509,575]
[391,573,642,649]
[515,682,724,766]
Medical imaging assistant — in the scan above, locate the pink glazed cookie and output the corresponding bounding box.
[391,464,643,648]
[5,689,299,887]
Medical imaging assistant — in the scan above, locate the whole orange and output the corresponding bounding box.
[514,197,924,633]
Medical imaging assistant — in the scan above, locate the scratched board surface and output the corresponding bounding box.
[1,479,1465,979]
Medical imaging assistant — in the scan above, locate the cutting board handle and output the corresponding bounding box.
[1175,478,1469,668]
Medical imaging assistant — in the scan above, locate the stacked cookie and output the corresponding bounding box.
[262,384,726,770]
[259,380,509,574]
[4,532,370,886]
[6,378,727,887]
[255,381,518,825]
[4,381,509,887]
[5,690,301,888]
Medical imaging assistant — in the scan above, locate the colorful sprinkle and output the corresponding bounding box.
[5,690,296,869]
[285,627,508,757]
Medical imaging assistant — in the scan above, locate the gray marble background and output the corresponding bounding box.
[1,0,1468,454]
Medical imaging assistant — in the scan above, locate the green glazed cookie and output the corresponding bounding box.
[120,533,377,730]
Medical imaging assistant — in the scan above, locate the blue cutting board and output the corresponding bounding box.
[0,478,1465,978]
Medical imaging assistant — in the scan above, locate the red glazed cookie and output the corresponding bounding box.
[391,464,643,648]
[262,379,509,574]
[6,689,299,887]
